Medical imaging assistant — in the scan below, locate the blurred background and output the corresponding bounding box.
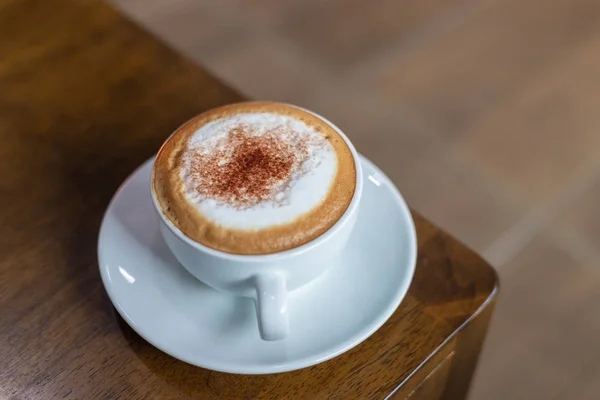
[109,0,600,398]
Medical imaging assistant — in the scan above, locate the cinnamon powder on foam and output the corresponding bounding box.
[186,123,321,209]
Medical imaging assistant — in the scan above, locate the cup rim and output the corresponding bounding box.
[150,101,363,262]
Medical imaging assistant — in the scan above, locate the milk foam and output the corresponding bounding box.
[180,113,337,230]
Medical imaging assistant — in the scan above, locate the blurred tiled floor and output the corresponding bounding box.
[110,0,600,398]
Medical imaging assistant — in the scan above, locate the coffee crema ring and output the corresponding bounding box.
[152,102,356,255]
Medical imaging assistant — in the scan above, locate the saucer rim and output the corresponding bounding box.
[98,155,417,374]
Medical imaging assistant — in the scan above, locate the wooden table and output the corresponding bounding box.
[0,1,498,398]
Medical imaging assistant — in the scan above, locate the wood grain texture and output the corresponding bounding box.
[0,1,498,398]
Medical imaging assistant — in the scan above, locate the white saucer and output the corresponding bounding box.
[98,155,416,374]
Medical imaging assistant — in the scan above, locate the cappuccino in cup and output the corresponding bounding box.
[153,102,356,255]
[151,101,363,340]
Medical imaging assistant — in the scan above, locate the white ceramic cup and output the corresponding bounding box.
[150,107,363,341]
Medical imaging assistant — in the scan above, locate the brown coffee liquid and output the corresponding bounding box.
[152,102,356,255]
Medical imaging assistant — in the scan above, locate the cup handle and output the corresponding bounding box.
[254,272,289,341]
